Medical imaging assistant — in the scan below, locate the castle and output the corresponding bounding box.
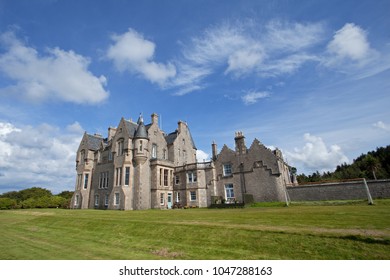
[71,113,295,210]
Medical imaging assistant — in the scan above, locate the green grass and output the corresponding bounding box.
[1,199,389,260]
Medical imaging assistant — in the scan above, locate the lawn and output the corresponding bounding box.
[1,200,389,260]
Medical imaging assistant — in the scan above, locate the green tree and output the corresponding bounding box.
[363,154,381,180]
[0,198,17,209]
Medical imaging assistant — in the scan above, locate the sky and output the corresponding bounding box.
[0,0,389,194]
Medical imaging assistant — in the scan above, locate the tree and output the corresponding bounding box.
[0,198,17,209]
[363,154,381,180]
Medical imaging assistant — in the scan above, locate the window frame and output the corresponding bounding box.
[224,184,235,200]
[223,163,232,177]
[189,191,197,201]
[114,192,120,205]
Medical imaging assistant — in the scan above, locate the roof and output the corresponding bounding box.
[165,131,178,145]
[86,134,103,151]
[134,121,148,139]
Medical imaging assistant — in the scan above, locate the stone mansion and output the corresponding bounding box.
[71,113,295,210]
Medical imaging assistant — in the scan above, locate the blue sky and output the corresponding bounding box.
[0,0,389,194]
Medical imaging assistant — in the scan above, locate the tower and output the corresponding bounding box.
[132,114,151,209]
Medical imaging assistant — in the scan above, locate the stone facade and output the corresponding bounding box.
[71,113,295,210]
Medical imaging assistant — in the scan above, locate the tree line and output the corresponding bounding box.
[296,145,390,183]
[0,187,73,210]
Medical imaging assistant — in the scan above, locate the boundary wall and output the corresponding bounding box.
[286,179,390,201]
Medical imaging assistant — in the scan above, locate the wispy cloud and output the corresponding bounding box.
[0,31,109,104]
[106,28,176,86]
[373,121,390,132]
[241,90,270,105]
[169,20,325,95]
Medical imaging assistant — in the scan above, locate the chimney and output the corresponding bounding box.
[211,141,218,160]
[177,120,186,134]
[151,113,159,125]
[234,131,247,155]
[108,127,117,141]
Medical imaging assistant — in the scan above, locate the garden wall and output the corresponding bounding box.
[286,179,390,201]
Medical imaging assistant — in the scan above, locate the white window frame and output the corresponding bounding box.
[223,164,232,177]
[74,194,79,206]
[176,192,180,203]
[224,184,235,201]
[83,173,89,189]
[114,192,120,205]
[152,144,157,159]
[104,194,109,206]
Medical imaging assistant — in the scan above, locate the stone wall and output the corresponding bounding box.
[287,179,390,201]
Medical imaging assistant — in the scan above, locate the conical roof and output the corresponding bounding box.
[134,114,148,139]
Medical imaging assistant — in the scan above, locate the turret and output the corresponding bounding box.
[133,114,149,165]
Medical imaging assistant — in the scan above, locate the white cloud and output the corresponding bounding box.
[241,91,270,105]
[0,121,83,193]
[169,20,324,95]
[225,45,265,76]
[286,133,349,173]
[0,31,109,104]
[196,149,210,162]
[265,20,325,52]
[106,28,176,86]
[373,121,390,132]
[324,23,377,68]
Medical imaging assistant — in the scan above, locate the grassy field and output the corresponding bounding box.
[1,200,389,260]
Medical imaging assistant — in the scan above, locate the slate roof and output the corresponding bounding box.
[86,134,103,151]
[124,120,138,137]
[165,131,178,145]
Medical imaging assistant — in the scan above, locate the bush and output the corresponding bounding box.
[0,198,17,210]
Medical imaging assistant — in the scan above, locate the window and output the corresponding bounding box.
[94,194,99,207]
[125,167,130,186]
[114,193,120,205]
[162,149,166,159]
[139,140,143,152]
[223,164,232,176]
[116,167,122,186]
[74,195,79,206]
[160,193,165,205]
[190,191,196,201]
[83,173,89,189]
[175,175,180,185]
[225,184,235,200]
[99,173,103,189]
[105,171,109,188]
[117,140,124,156]
[152,144,157,159]
[187,171,197,183]
[164,169,168,186]
[104,194,109,206]
[77,174,82,188]
[176,192,180,203]
[108,150,113,161]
